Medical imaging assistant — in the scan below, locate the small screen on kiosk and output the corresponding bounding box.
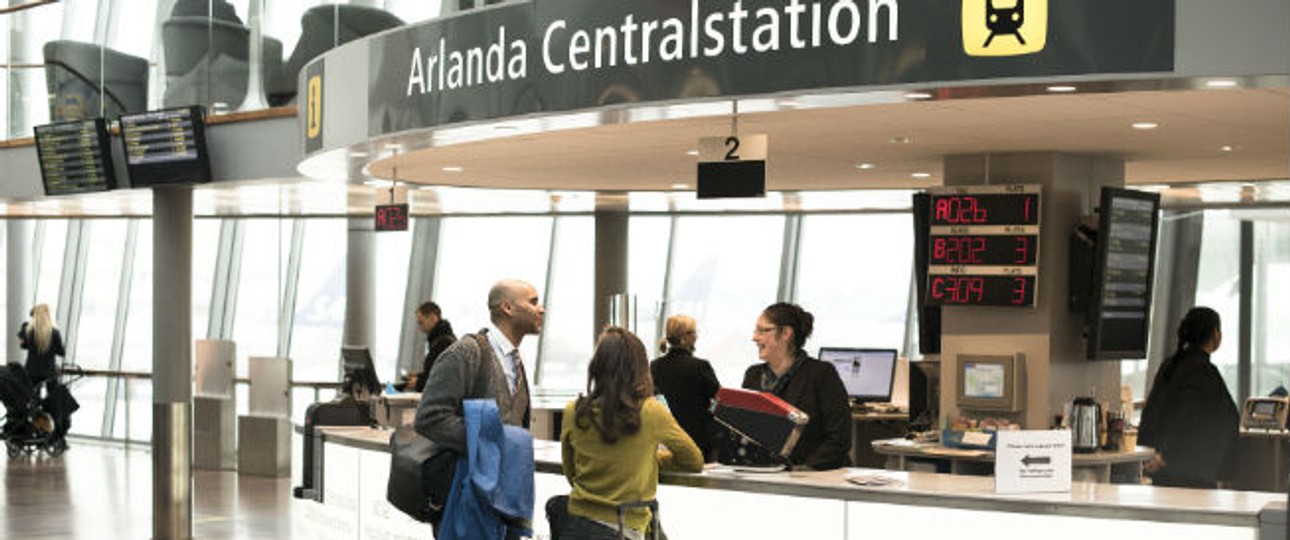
[962,362,1006,399]
[1255,401,1278,415]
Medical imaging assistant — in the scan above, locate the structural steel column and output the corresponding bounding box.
[593,207,629,338]
[344,217,374,350]
[153,186,193,540]
[6,220,32,365]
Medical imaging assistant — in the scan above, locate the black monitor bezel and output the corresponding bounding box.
[1086,187,1161,361]
[340,345,382,397]
[818,347,899,403]
[118,105,213,187]
[33,117,118,196]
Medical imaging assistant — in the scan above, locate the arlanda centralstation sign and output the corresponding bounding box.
[349,0,1174,141]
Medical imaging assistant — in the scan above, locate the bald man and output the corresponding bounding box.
[414,279,544,527]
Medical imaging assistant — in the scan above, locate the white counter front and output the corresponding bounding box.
[295,426,1284,540]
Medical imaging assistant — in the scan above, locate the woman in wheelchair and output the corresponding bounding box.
[550,327,704,540]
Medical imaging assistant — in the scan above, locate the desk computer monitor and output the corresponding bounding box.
[956,354,1025,413]
[341,346,382,400]
[819,348,898,403]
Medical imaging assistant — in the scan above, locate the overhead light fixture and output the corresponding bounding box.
[1046,85,1077,93]
[349,150,369,158]
[904,92,933,100]
[855,163,876,170]
[890,136,911,144]
[911,172,932,179]
[777,98,800,108]
[670,183,689,190]
[685,150,699,156]
[442,166,463,172]
[1131,122,1159,130]
[1241,182,1257,188]
[1205,79,1239,89]
[1220,145,1235,152]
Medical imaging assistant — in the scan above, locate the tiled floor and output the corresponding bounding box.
[2,440,294,539]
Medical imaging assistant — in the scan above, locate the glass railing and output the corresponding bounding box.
[68,367,340,444]
[2,0,456,141]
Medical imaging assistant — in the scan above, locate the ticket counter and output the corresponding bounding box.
[295,426,1284,540]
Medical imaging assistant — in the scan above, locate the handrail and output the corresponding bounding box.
[75,368,342,389]
[0,0,59,15]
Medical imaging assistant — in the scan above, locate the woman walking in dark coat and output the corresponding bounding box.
[1138,307,1240,489]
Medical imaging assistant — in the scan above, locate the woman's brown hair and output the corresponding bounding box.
[574,327,654,444]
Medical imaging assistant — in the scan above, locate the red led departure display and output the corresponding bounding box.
[929,275,1036,307]
[925,185,1042,308]
[930,235,1037,266]
[930,193,1039,226]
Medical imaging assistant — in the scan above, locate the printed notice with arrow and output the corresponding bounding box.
[994,430,1071,494]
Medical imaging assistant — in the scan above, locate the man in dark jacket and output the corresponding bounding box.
[415,280,542,535]
[412,301,456,393]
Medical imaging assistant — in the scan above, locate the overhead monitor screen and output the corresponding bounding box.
[119,106,212,186]
[33,118,117,196]
[962,361,1006,399]
[819,348,898,402]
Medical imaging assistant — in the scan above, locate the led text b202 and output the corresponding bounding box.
[930,235,1037,266]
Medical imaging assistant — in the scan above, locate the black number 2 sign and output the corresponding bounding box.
[724,136,741,161]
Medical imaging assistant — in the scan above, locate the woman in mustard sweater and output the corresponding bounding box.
[554,327,704,540]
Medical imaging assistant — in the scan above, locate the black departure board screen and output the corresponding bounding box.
[33,118,117,196]
[119,106,212,186]
[926,185,1042,307]
[1087,188,1160,360]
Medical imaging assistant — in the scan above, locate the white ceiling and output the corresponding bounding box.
[365,87,1289,191]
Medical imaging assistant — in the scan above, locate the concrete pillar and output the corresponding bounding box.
[152,185,193,540]
[344,218,374,349]
[938,153,1125,430]
[593,199,629,338]
[7,220,33,365]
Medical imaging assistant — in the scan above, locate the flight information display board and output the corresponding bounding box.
[1086,188,1160,360]
[119,106,212,186]
[33,118,117,196]
[926,185,1042,307]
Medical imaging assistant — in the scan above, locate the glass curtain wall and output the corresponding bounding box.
[1252,221,1290,396]
[1193,211,1242,399]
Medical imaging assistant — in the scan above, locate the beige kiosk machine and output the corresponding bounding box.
[957,353,1026,414]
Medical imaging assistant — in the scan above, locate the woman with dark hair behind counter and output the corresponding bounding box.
[1138,306,1240,489]
[737,302,852,470]
[651,314,721,461]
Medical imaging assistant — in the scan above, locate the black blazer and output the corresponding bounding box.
[18,326,65,385]
[650,348,720,460]
[740,353,852,470]
[414,320,457,393]
[1138,346,1240,487]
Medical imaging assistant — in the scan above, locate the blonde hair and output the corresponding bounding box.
[658,314,696,354]
[28,304,54,354]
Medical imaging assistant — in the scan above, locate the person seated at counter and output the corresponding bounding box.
[1139,307,1240,489]
[409,301,456,392]
[650,314,721,462]
[725,302,852,470]
[550,327,703,540]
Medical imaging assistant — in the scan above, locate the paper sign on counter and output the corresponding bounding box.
[994,430,1071,494]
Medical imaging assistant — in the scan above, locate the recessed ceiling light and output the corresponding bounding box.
[1046,85,1077,93]
[442,166,463,172]
[855,163,876,170]
[685,150,699,156]
[670,183,689,190]
[904,92,933,100]
[777,99,800,108]
[1131,122,1159,130]
[911,172,932,179]
[1241,182,1257,188]
[1220,145,1235,152]
[349,151,369,158]
[1205,79,1239,89]
[891,136,911,144]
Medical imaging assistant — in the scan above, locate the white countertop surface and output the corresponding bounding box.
[314,426,1282,528]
